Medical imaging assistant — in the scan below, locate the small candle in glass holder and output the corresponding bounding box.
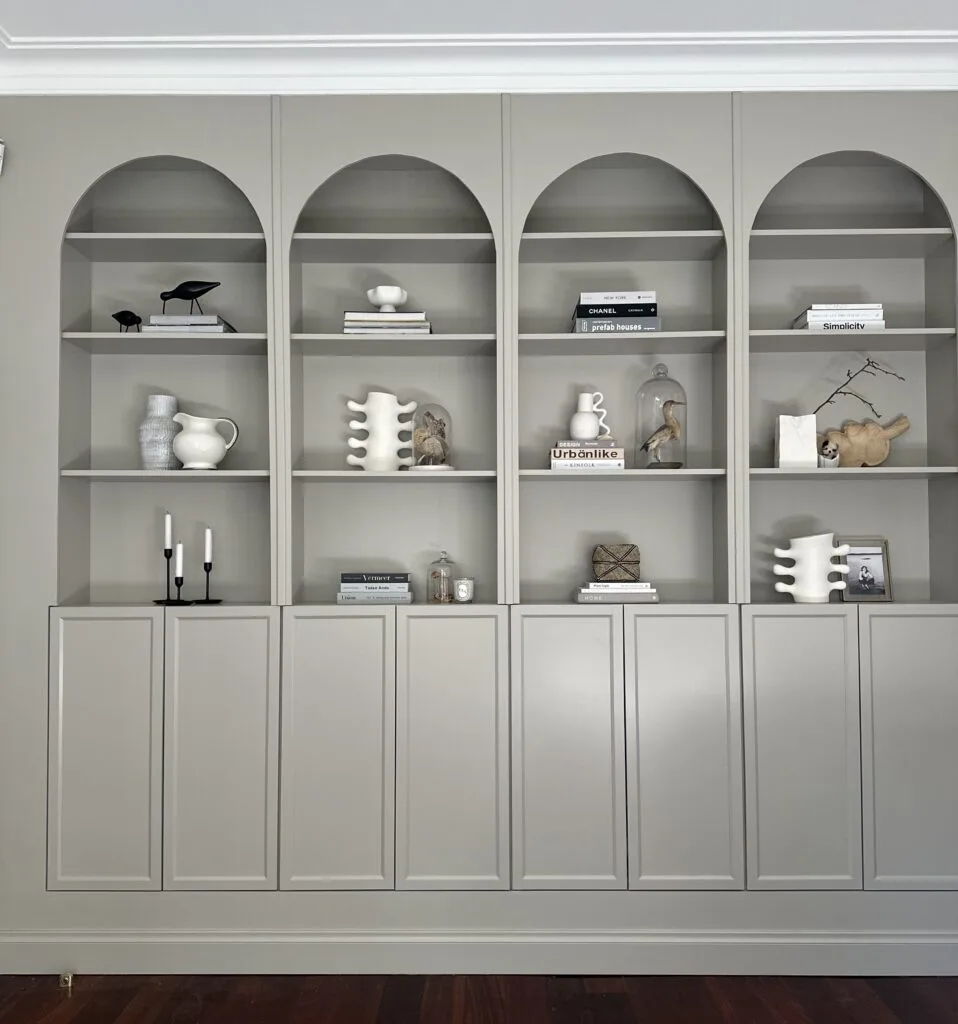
[454,577,475,603]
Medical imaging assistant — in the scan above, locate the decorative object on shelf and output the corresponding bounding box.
[572,289,659,334]
[837,537,893,602]
[792,303,886,331]
[366,285,408,314]
[592,543,641,583]
[428,550,457,604]
[636,363,687,469]
[776,414,818,469]
[570,391,611,442]
[171,540,193,606]
[139,394,180,471]
[171,412,239,470]
[454,577,475,603]
[337,571,412,604]
[409,403,453,471]
[346,391,417,472]
[550,437,625,471]
[160,280,220,315]
[153,511,176,606]
[818,437,841,469]
[577,579,658,603]
[773,532,850,604]
[344,309,430,335]
[822,416,911,468]
[194,527,222,604]
[112,309,142,333]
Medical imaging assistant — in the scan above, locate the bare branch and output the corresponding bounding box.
[812,357,905,417]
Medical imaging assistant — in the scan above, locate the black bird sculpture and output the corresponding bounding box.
[160,280,220,315]
[112,309,142,333]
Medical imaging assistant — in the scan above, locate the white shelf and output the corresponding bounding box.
[292,333,496,357]
[62,332,268,356]
[291,232,495,264]
[62,232,267,263]
[749,227,954,261]
[749,328,956,354]
[519,230,725,263]
[520,331,726,356]
[60,469,270,481]
[750,467,958,481]
[293,470,496,481]
[520,469,726,480]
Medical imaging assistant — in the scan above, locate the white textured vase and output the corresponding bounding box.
[139,394,179,470]
[346,391,418,472]
[773,532,850,603]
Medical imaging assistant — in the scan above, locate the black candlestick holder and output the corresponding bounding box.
[154,548,192,605]
[194,562,222,605]
[171,575,193,606]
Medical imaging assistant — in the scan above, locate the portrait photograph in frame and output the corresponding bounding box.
[838,537,892,602]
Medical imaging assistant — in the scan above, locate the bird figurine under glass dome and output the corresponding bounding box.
[635,363,688,469]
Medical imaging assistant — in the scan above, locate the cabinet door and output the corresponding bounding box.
[861,606,958,889]
[48,607,163,890]
[164,607,280,890]
[742,606,862,890]
[511,606,626,889]
[625,608,744,889]
[280,607,396,889]
[396,607,509,890]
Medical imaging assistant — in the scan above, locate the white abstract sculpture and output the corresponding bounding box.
[773,532,850,604]
[347,391,417,472]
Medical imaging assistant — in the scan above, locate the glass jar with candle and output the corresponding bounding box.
[428,550,456,603]
[454,577,475,603]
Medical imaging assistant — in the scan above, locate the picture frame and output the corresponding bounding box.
[837,537,892,602]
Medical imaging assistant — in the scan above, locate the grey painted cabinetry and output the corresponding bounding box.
[47,607,163,891]
[163,607,280,890]
[742,606,863,890]
[860,606,958,890]
[396,607,510,890]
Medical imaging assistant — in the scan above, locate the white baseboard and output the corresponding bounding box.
[2,930,958,975]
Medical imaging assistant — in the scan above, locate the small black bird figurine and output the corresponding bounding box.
[160,280,220,315]
[112,309,142,333]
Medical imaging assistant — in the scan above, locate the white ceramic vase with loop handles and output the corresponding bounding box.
[172,412,239,470]
[569,391,610,442]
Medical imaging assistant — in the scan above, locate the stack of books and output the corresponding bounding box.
[343,311,432,335]
[576,580,659,604]
[571,290,660,334]
[141,315,236,334]
[336,572,412,605]
[792,304,885,331]
[550,438,625,471]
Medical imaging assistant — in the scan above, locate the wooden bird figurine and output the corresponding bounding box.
[639,399,686,467]
[160,280,220,315]
[112,309,142,332]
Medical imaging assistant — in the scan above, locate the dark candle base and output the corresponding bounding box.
[156,599,194,606]
[194,598,223,605]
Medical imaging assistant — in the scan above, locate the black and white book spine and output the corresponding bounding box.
[341,572,410,583]
[339,582,410,593]
[572,303,657,319]
[343,311,427,322]
[336,592,413,604]
[576,591,659,603]
[555,438,617,448]
[574,317,661,333]
[797,321,886,331]
[149,314,223,326]
[141,325,228,333]
[579,291,656,304]
[583,581,654,590]
[551,461,626,470]
[809,303,884,311]
[794,309,884,325]
[551,447,625,461]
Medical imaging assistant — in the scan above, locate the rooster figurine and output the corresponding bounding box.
[639,399,686,469]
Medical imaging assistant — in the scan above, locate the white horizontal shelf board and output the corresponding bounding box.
[292,333,496,357]
[520,331,726,356]
[291,232,495,264]
[520,469,725,480]
[520,230,724,263]
[750,228,954,261]
[749,328,956,354]
[750,467,958,480]
[293,470,496,481]
[63,232,267,263]
[60,469,270,481]
[62,332,268,356]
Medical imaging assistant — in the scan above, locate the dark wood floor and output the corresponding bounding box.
[0,975,957,1023]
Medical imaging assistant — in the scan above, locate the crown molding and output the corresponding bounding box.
[0,30,957,93]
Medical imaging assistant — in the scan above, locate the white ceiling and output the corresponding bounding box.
[0,0,957,92]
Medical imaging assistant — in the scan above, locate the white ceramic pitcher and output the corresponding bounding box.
[172,412,239,470]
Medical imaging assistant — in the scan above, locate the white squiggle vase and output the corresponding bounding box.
[346,391,417,472]
[773,532,850,604]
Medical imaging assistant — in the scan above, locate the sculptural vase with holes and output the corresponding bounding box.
[636,363,687,469]
[408,402,454,472]
[773,532,850,604]
[346,391,417,472]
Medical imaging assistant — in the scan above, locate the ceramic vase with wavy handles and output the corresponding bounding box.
[569,391,610,442]
[346,391,418,472]
[171,412,239,470]
[773,532,850,603]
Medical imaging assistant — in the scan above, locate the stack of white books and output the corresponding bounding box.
[141,315,236,334]
[575,581,658,604]
[343,311,432,335]
[336,572,413,604]
[550,438,625,471]
[792,304,885,331]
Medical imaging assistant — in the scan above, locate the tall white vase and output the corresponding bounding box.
[773,532,850,603]
[346,391,417,472]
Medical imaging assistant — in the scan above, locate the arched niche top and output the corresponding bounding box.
[295,155,491,235]
[752,150,954,233]
[522,153,722,235]
[65,155,263,236]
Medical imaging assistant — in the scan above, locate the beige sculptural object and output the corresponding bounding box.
[822,415,910,467]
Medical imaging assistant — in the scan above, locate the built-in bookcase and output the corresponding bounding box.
[57,157,272,604]
[287,157,500,603]
[747,151,958,602]
[515,154,732,603]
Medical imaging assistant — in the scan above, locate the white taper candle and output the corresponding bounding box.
[174,542,183,578]
[205,528,213,565]
[164,512,172,551]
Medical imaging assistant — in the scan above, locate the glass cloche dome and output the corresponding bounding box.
[635,363,687,470]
